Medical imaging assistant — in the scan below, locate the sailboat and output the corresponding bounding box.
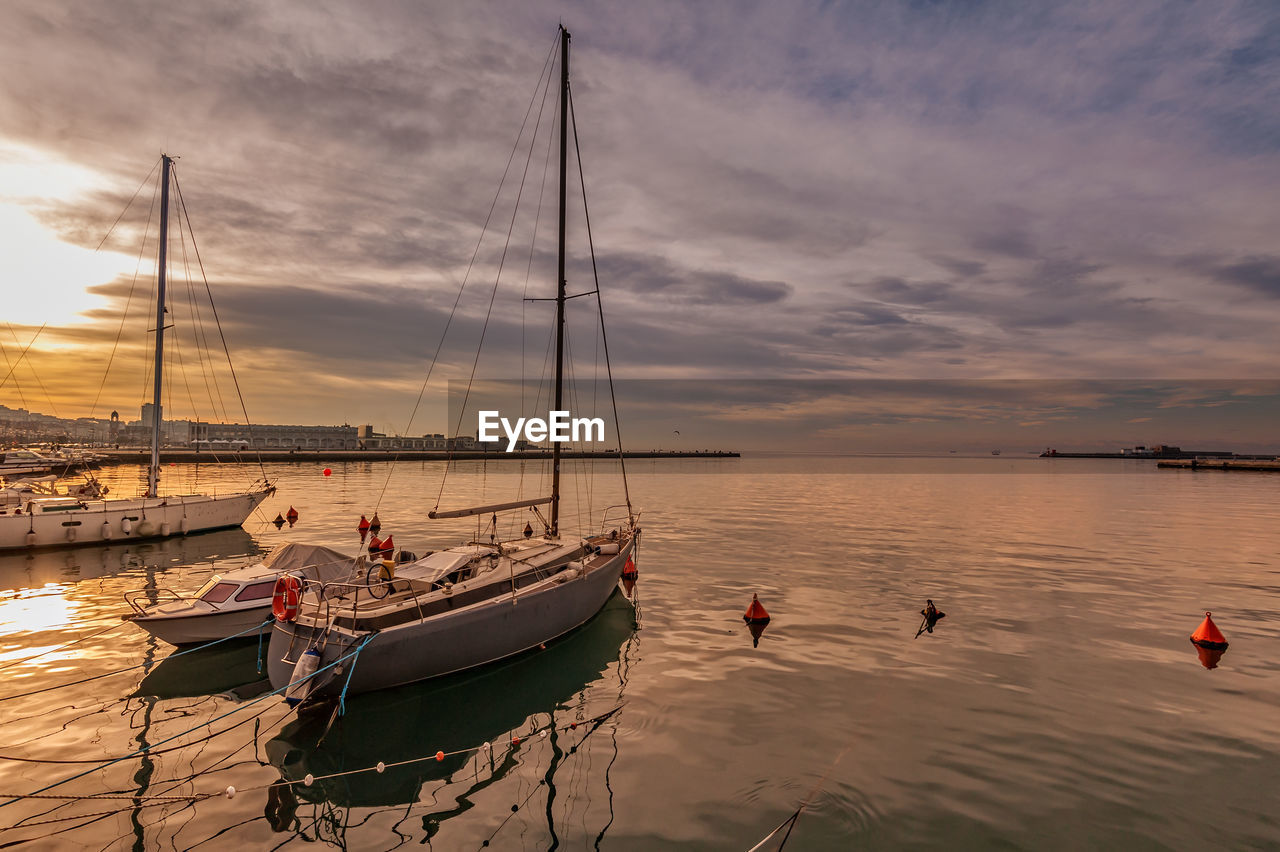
[0,155,275,550]
[266,27,640,700]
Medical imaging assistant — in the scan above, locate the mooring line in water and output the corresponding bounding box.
[226,705,626,801]
[0,699,280,764]
[0,639,370,809]
[0,620,130,673]
[0,618,275,704]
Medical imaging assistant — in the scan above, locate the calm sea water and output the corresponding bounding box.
[2,455,1279,849]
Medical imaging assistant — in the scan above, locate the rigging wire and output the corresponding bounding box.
[436,31,562,512]
[93,159,161,253]
[88,163,161,421]
[2,326,57,418]
[170,167,269,484]
[568,84,633,521]
[0,326,46,395]
[370,32,561,516]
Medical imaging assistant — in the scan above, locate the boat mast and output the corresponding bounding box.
[147,154,171,499]
[550,26,570,537]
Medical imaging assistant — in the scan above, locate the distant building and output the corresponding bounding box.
[193,422,359,450]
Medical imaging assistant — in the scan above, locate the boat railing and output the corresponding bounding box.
[301,569,428,627]
[598,504,634,535]
[123,587,188,615]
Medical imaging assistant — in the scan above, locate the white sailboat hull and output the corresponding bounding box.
[0,489,272,551]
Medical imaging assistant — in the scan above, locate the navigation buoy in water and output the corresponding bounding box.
[1190,611,1229,650]
[286,506,299,526]
[916,599,947,638]
[621,555,638,580]
[370,513,381,533]
[273,513,286,528]
[744,593,770,624]
[323,467,332,476]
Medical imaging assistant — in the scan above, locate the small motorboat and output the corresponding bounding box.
[124,542,360,646]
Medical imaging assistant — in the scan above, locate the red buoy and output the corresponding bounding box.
[367,535,382,554]
[1190,611,1228,650]
[323,467,332,476]
[743,593,770,624]
[358,514,371,532]
[380,534,394,556]
[621,555,638,580]
[286,506,299,522]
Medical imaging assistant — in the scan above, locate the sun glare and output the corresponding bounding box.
[0,142,134,327]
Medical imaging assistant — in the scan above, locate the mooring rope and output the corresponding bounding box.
[0,635,373,808]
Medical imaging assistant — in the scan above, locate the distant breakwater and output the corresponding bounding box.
[91,448,739,465]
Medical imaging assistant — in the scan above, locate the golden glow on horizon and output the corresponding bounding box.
[0,142,134,327]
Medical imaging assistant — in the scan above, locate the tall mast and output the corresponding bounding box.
[147,154,171,498]
[550,26,570,537]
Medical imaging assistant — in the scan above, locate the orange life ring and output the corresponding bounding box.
[272,575,302,622]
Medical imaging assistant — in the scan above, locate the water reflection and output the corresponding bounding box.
[0,527,260,592]
[134,638,272,700]
[264,592,636,831]
[1194,644,1227,670]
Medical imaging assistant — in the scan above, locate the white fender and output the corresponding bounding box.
[101,523,112,540]
[121,518,133,535]
[66,526,76,542]
[136,520,155,537]
[160,522,171,537]
[284,648,322,707]
[179,517,190,534]
[25,532,36,546]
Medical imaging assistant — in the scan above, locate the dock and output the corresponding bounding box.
[1157,459,1280,472]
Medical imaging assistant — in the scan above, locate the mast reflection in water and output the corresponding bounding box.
[264,592,638,844]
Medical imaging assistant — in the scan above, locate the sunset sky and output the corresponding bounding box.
[1,1,1278,451]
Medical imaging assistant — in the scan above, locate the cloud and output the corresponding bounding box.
[1,0,1279,445]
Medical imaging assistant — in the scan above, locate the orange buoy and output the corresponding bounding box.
[367,535,382,554]
[1190,611,1228,650]
[285,506,299,523]
[380,534,394,555]
[358,514,371,532]
[743,593,770,624]
[621,555,638,580]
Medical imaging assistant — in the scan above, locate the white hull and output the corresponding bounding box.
[0,488,272,551]
[126,603,271,646]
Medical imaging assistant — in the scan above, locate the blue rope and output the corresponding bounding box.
[336,633,377,716]
[1,637,369,808]
[0,618,276,704]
